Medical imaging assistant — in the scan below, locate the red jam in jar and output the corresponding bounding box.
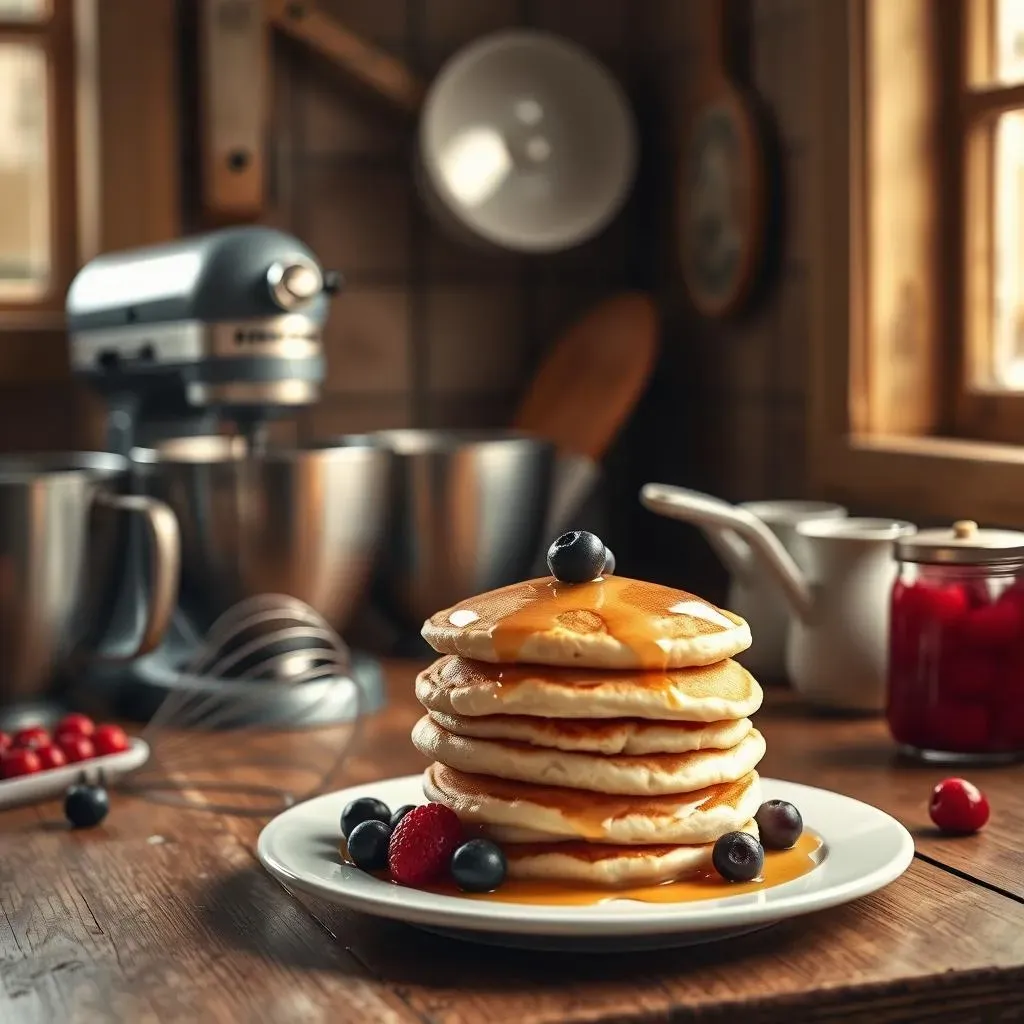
[887,520,1024,763]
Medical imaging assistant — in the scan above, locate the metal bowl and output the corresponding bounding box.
[359,430,554,629]
[131,437,392,637]
[0,453,151,716]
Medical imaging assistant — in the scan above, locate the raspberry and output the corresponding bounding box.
[387,803,463,886]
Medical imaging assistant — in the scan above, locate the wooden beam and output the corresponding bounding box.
[74,0,181,258]
[963,81,1024,121]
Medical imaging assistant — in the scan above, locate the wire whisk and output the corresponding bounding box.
[126,595,365,817]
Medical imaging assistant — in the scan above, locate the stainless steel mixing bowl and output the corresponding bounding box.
[0,452,179,712]
[130,437,393,636]
[360,430,554,629]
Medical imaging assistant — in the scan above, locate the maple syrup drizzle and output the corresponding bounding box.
[341,831,823,907]
[442,576,737,667]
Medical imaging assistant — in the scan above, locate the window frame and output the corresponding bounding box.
[808,0,1024,526]
[0,0,181,386]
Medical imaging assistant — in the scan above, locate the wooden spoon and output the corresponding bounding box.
[513,292,659,461]
[680,0,768,318]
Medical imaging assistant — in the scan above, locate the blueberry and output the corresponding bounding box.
[712,831,764,882]
[64,784,109,829]
[341,796,391,839]
[755,799,803,850]
[602,546,616,575]
[389,804,416,828]
[546,531,608,584]
[450,838,508,893]
[347,819,392,871]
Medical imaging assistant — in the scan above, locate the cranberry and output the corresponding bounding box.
[55,713,95,739]
[924,701,990,753]
[12,725,49,750]
[960,599,1023,649]
[58,734,95,763]
[1,747,41,778]
[0,732,10,754]
[937,653,998,701]
[929,778,990,834]
[35,744,67,771]
[92,724,129,756]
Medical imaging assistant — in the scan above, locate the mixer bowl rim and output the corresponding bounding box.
[347,428,555,455]
[129,436,392,466]
[0,450,128,483]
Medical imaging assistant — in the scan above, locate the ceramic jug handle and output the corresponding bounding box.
[639,483,813,618]
[95,494,181,661]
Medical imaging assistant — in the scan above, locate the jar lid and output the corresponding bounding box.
[895,520,1024,566]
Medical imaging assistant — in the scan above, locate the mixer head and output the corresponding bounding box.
[66,226,343,451]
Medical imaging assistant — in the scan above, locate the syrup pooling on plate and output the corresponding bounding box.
[428,831,823,906]
[443,575,738,666]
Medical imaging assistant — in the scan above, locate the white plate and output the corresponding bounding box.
[257,774,915,951]
[0,738,150,811]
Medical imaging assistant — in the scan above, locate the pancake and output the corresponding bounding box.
[421,575,751,669]
[427,709,753,755]
[416,655,762,723]
[504,822,760,885]
[423,762,763,844]
[413,716,766,795]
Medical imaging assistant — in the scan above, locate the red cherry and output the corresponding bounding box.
[929,778,990,834]
[92,724,129,756]
[35,744,67,770]
[12,725,49,750]
[55,713,95,739]
[960,599,1024,649]
[57,734,95,763]
[1,747,42,778]
[0,732,11,754]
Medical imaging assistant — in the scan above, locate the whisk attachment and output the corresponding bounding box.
[128,595,368,816]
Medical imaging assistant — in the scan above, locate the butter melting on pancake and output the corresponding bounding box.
[415,655,763,722]
[421,574,751,670]
[427,709,753,755]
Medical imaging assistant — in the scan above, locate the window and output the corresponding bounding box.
[0,0,180,406]
[808,0,1024,526]
[0,0,74,308]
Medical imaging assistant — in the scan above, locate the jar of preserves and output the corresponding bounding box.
[887,520,1024,763]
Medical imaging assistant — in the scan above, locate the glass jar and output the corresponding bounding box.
[887,520,1024,763]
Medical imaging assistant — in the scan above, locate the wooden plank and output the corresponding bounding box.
[303,860,1024,1023]
[74,0,181,258]
[4,663,1024,1020]
[758,688,1024,900]
[862,0,943,436]
[0,828,416,1023]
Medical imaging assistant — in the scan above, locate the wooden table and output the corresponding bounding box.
[2,662,1024,1023]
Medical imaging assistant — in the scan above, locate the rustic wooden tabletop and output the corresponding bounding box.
[1,660,1023,1024]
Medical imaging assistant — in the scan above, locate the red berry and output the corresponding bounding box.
[0,732,10,754]
[55,713,95,739]
[961,599,1024,649]
[13,725,49,750]
[92,724,129,756]
[58,734,95,763]
[929,777,990,834]
[387,803,463,887]
[2,747,41,778]
[35,744,67,770]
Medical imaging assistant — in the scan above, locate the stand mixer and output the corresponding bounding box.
[66,226,388,725]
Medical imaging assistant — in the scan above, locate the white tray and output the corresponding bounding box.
[0,738,150,811]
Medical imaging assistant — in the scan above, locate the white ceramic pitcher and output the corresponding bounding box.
[640,483,916,712]
[701,500,848,680]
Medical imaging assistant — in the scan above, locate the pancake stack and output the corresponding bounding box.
[413,571,765,887]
